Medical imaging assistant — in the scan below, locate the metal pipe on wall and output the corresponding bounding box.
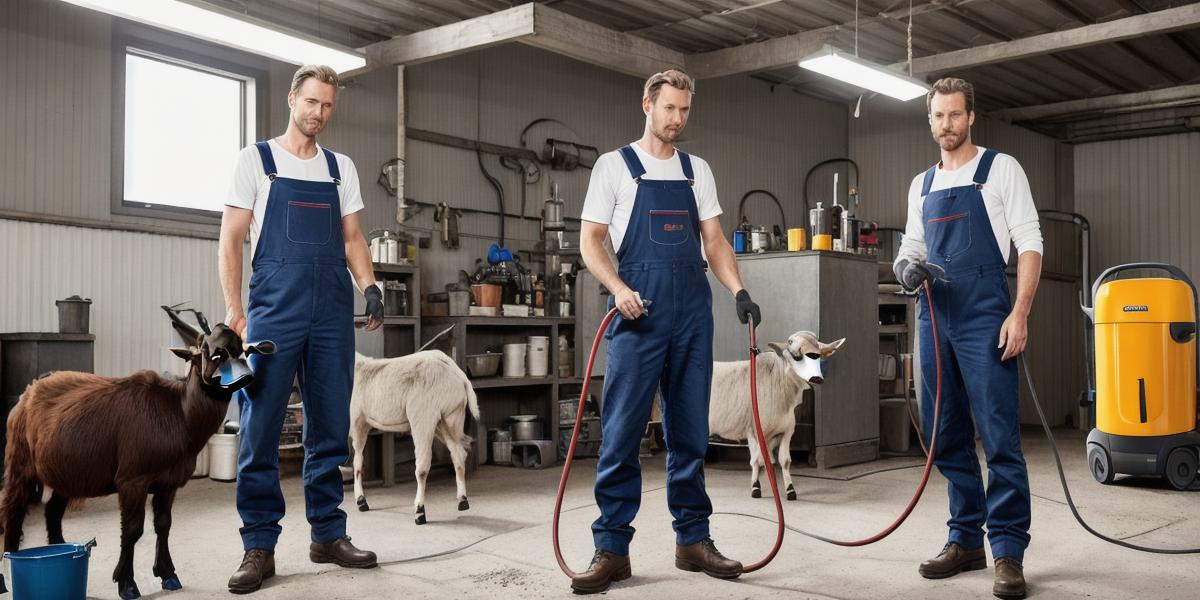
[396,65,407,225]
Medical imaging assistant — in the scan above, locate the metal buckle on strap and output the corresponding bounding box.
[749,345,761,355]
[687,179,695,187]
[267,173,277,181]
[333,178,341,186]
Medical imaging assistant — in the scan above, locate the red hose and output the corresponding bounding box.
[741,314,785,572]
[552,307,618,578]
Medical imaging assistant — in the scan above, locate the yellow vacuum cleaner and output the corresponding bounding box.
[1082,262,1200,490]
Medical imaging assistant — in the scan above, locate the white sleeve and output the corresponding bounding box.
[338,155,364,217]
[225,146,263,210]
[581,153,619,224]
[998,156,1043,256]
[894,174,927,267]
[693,157,722,221]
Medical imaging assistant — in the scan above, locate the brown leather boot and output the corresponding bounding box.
[993,557,1027,599]
[228,549,275,594]
[570,549,631,594]
[918,542,987,579]
[309,536,378,569]
[675,538,742,579]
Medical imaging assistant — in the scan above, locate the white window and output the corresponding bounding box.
[122,48,255,215]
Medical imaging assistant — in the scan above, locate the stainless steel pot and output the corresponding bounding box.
[510,419,544,441]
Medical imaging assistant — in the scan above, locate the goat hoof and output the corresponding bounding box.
[786,489,797,501]
[458,498,470,511]
[118,580,141,600]
[160,574,183,591]
[415,514,427,525]
[750,487,762,499]
[356,496,370,512]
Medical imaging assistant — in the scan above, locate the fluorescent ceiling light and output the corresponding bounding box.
[799,45,929,102]
[59,0,366,73]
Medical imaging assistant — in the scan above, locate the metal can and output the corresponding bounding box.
[733,230,747,253]
[384,238,399,264]
[370,237,382,263]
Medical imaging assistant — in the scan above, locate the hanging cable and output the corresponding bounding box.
[907,0,914,76]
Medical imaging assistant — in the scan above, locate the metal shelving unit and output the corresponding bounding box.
[422,315,577,467]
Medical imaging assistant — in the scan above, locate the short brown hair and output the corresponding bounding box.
[290,64,339,95]
[926,77,974,114]
[643,69,694,104]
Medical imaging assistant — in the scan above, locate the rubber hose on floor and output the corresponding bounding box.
[1020,353,1200,554]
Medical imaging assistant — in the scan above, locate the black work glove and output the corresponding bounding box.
[364,284,384,323]
[894,259,944,292]
[735,289,762,328]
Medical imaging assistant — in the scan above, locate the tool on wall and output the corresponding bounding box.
[433,202,462,249]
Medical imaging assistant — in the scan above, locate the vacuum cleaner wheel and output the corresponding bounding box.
[1164,447,1198,491]
[1088,444,1114,485]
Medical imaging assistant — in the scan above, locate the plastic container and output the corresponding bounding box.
[527,336,550,377]
[5,539,96,600]
[55,296,91,334]
[502,344,527,378]
[787,228,807,251]
[192,446,211,477]
[208,433,239,482]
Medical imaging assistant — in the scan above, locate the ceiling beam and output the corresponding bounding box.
[992,84,1200,122]
[521,3,685,78]
[363,3,536,67]
[892,3,1200,75]
[686,27,835,79]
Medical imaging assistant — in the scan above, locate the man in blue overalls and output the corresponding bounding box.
[895,77,1043,600]
[575,69,762,594]
[219,65,383,594]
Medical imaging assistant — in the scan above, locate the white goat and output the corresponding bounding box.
[708,331,845,500]
[351,351,480,525]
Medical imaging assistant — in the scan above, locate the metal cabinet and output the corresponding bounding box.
[709,251,879,468]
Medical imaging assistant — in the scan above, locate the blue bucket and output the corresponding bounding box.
[4,539,95,600]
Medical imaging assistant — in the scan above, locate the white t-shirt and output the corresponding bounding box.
[225,139,364,258]
[581,142,722,253]
[895,146,1042,266]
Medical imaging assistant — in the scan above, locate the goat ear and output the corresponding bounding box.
[767,342,788,356]
[244,340,276,355]
[820,337,846,357]
[170,347,198,360]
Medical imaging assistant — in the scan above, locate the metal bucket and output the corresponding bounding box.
[55,296,91,334]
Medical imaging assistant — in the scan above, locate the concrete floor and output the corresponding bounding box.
[12,428,1199,600]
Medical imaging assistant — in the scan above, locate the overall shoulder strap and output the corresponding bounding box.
[254,141,278,180]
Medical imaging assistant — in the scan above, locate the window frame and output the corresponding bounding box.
[110,23,270,225]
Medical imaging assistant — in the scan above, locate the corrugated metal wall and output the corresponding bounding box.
[1075,132,1200,276]
[0,220,228,376]
[397,45,848,293]
[1,0,116,222]
[848,97,1087,426]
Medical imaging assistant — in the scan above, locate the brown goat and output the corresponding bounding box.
[0,322,273,600]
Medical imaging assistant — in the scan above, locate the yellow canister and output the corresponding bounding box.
[812,234,833,251]
[787,228,807,251]
[1093,277,1196,437]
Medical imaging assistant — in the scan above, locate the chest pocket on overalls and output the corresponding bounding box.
[287,200,333,245]
[648,210,690,246]
[927,198,971,260]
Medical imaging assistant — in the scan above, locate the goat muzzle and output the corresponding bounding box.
[217,359,255,392]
